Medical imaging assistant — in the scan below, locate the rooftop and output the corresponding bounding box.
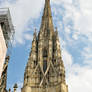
[0,8,14,47]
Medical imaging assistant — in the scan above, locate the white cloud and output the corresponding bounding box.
[0,0,92,92]
[9,82,23,92]
[53,0,92,43]
[62,48,92,92]
[62,49,73,72]
[55,0,92,91]
[67,65,92,92]
[0,0,44,44]
[24,34,33,41]
[72,0,92,41]
[52,0,73,5]
[16,82,23,92]
[72,34,78,40]
[82,46,92,67]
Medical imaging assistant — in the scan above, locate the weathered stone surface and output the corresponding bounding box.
[0,56,10,92]
[22,0,68,92]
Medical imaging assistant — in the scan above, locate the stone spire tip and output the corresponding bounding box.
[34,28,37,33]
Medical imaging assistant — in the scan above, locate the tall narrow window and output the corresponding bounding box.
[43,48,48,73]
[43,48,47,57]
[43,60,47,73]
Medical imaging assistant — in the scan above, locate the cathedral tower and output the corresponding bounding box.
[22,0,68,92]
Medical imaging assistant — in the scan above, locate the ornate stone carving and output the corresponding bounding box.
[22,0,68,92]
[0,56,10,92]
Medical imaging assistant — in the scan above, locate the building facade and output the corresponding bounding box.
[0,22,7,77]
[0,8,14,77]
[0,8,14,92]
[22,0,68,92]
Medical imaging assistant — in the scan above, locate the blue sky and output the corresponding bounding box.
[0,0,92,92]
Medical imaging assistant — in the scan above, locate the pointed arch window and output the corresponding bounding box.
[43,48,48,57]
[43,48,48,73]
[43,60,47,73]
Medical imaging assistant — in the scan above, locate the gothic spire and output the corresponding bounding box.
[43,0,51,17]
[22,0,68,91]
[33,28,37,41]
[40,0,54,32]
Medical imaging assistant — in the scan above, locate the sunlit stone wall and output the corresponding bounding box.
[0,24,7,78]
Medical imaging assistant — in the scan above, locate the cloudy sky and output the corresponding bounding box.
[0,0,92,92]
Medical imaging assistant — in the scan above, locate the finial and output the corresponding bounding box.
[33,28,37,41]
[55,27,58,36]
[9,88,11,92]
[34,28,37,33]
[4,56,10,67]
[13,83,18,88]
[34,28,37,36]
[55,27,58,31]
[13,83,18,92]
[6,56,10,61]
